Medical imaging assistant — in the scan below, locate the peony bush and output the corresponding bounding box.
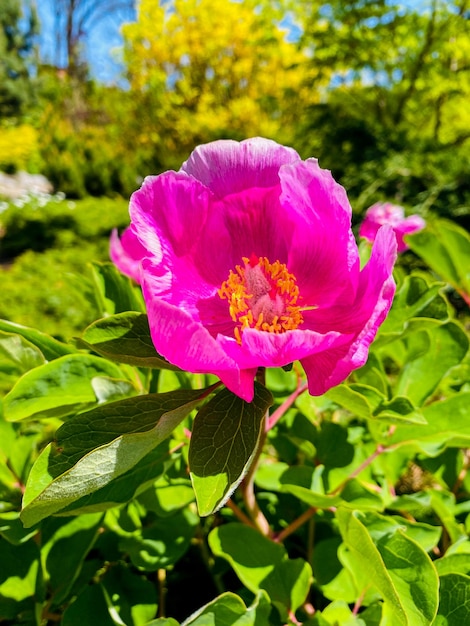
[1,138,469,625]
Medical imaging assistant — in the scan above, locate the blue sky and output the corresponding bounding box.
[34,1,136,84]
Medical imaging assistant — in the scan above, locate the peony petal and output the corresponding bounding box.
[109,227,147,283]
[278,159,359,306]
[130,172,212,260]
[301,225,396,394]
[218,326,353,370]
[112,138,399,401]
[181,137,301,198]
[359,202,425,253]
[141,272,256,397]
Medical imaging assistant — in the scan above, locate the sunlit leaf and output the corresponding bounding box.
[395,321,468,406]
[80,311,179,370]
[0,330,46,373]
[388,393,470,455]
[209,523,311,620]
[407,218,470,303]
[90,261,144,316]
[337,508,439,625]
[3,353,134,421]
[0,318,76,360]
[182,590,271,626]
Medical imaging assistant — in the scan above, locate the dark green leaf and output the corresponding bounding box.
[117,507,199,571]
[433,573,470,625]
[100,563,158,625]
[41,513,103,606]
[61,583,115,626]
[0,537,42,620]
[189,383,273,516]
[80,311,179,370]
[20,387,214,527]
[54,441,173,516]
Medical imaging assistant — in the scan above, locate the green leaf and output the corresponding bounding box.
[3,353,133,421]
[100,564,158,626]
[80,311,179,370]
[388,393,470,455]
[54,441,173,516]
[90,261,144,316]
[280,484,340,509]
[407,218,470,301]
[117,507,198,570]
[20,387,214,527]
[326,384,383,420]
[209,523,311,619]
[435,554,470,577]
[373,396,427,425]
[0,537,42,620]
[182,591,271,626]
[61,582,115,626]
[337,508,439,625]
[189,383,273,516]
[0,330,46,372]
[395,321,469,406]
[41,513,103,606]
[433,573,470,625]
[377,274,448,340]
[326,385,426,425]
[0,318,76,360]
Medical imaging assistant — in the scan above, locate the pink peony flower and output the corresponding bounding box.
[111,138,397,401]
[359,202,425,253]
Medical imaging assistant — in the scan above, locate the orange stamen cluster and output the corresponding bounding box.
[218,254,304,343]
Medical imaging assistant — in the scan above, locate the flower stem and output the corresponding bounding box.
[266,380,308,431]
[329,442,389,496]
[226,498,258,529]
[272,506,317,543]
[241,417,271,535]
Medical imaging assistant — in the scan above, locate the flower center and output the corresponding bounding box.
[218,253,304,343]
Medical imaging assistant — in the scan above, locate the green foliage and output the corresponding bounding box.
[1,0,470,622]
[0,0,38,119]
[1,212,469,624]
[0,195,130,341]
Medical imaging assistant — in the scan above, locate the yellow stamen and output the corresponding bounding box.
[218,255,304,343]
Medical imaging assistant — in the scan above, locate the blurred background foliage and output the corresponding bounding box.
[0,0,467,214]
[0,0,469,338]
